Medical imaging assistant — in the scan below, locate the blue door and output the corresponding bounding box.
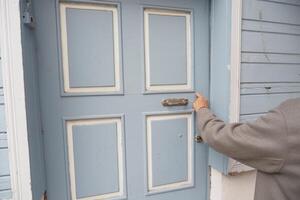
[35,0,210,199]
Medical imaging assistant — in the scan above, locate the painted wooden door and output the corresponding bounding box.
[35,0,210,199]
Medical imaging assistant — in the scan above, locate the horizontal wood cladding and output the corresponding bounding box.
[259,0,300,6]
[241,83,300,95]
[243,0,300,25]
[221,0,299,175]
[0,49,10,199]
[240,92,300,115]
[241,63,300,83]
[0,175,11,191]
[0,105,6,133]
[0,88,5,133]
[242,19,300,36]
[0,133,7,149]
[240,0,300,123]
[0,148,10,177]
[0,190,11,199]
[242,31,300,54]
[242,53,300,64]
[0,90,4,105]
[0,69,2,88]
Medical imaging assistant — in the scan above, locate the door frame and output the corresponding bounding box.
[0,0,242,199]
[210,0,243,199]
[229,0,242,125]
[0,0,33,199]
[227,0,253,174]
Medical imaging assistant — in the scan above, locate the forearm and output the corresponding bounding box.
[196,108,288,173]
[196,108,244,157]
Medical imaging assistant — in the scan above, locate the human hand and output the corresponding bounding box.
[193,93,209,112]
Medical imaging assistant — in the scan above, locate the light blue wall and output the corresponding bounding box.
[20,1,47,199]
[240,0,300,122]
[209,0,300,174]
[0,53,12,199]
[208,0,232,173]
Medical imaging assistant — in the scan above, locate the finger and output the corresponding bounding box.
[195,92,202,98]
[192,102,197,110]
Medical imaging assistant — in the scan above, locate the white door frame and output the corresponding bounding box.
[228,0,253,174]
[229,0,242,125]
[0,0,33,199]
[0,0,242,199]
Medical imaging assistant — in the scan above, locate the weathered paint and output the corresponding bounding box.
[20,0,47,199]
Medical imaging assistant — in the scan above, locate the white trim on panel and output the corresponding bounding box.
[145,113,194,194]
[0,0,33,199]
[59,2,121,94]
[144,8,193,92]
[66,117,126,200]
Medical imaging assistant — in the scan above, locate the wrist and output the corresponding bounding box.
[196,105,208,112]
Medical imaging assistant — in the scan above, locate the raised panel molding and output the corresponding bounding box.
[59,2,122,95]
[65,115,126,200]
[144,111,194,195]
[143,8,193,93]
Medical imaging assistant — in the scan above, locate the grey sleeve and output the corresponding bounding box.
[197,108,288,173]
